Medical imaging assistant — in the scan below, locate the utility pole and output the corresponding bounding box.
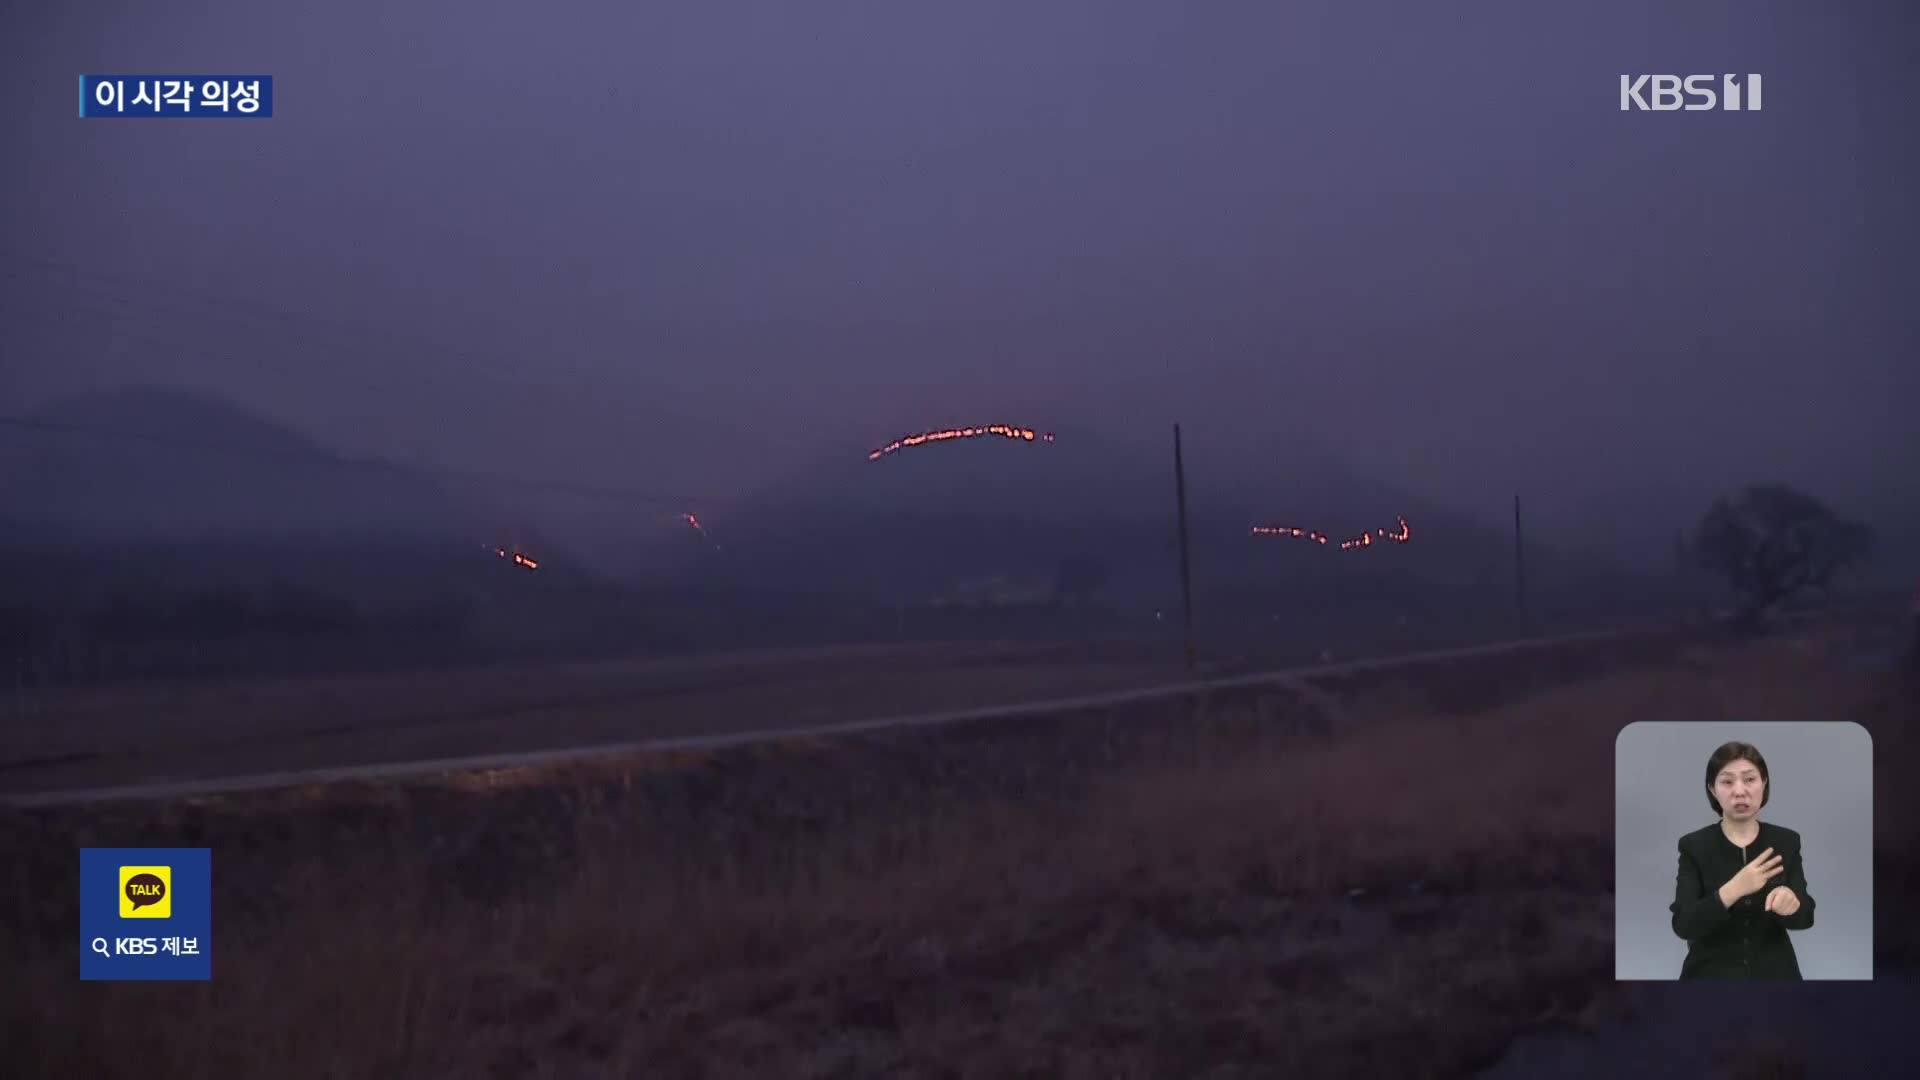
[1674,529,1689,617]
[1513,493,1528,625]
[1173,423,1196,670]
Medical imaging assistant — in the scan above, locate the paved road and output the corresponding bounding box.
[0,638,1201,790]
[1,623,1671,809]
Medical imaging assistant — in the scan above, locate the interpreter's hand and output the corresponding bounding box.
[1727,847,1785,902]
[1764,886,1801,917]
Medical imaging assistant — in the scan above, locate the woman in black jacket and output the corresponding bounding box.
[1670,741,1816,978]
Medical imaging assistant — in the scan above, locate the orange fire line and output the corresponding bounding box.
[869,425,1057,461]
[1252,515,1412,551]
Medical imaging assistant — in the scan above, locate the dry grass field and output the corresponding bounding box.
[4,618,1913,1078]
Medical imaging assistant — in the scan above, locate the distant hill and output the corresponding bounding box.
[1,386,488,541]
[0,389,1698,687]
[0,387,658,684]
[635,422,1613,610]
[0,386,619,571]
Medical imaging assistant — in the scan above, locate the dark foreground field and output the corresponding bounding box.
[4,619,1914,1078]
[0,614,1648,798]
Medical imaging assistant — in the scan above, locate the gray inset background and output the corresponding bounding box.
[1614,721,1873,981]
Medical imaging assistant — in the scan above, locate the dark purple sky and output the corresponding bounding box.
[4,0,1915,545]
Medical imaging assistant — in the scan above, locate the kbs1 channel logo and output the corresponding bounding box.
[80,848,213,981]
[79,75,273,118]
[1620,74,1762,112]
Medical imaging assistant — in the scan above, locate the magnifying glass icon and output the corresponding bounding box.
[90,937,110,957]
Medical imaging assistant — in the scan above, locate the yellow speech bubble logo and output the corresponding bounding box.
[119,865,172,918]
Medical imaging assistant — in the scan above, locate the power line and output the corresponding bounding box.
[0,269,549,393]
[0,256,793,453]
[0,414,713,509]
[3,255,580,381]
[4,255,1096,458]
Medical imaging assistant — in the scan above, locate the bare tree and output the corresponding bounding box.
[1692,484,1874,627]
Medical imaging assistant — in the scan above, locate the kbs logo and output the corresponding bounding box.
[1620,74,1763,111]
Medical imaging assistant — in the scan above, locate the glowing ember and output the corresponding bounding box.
[869,425,1056,461]
[1251,525,1331,544]
[494,547,539,570]
[681,511,720,550]
[1252,515,1412,551]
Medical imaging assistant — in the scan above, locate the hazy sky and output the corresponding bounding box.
[4,0,1915,544]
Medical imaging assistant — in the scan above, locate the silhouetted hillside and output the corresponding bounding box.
[0,390,1706,686]
[0,388,663,685]
[1,386,486,540]
[638,424,1621,612]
